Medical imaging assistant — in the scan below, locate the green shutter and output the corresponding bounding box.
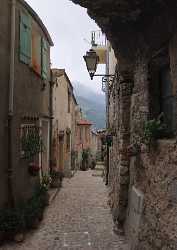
[20,13,31,64]
[41,38,48,79]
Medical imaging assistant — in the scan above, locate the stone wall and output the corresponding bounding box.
[108,71,132,228]
[108,39,177,249]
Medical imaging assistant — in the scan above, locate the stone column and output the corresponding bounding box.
[131,55,149,143]
[112,71,133,229]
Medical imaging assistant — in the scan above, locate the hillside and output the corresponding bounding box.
[73,81,106,129]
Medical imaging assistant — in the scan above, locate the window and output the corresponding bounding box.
[68,90,71,113]
[66,131,71,151]
[41,38,48,79]
[32,23,41,75]
[159,66,176,136]
[20,12,31,64]
[85,127,88,142]
[149,48,176,137]
[79,127,82,141]
[20,12,49,79]
[20,124,40,158]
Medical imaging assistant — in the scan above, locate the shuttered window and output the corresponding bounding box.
[32,23,41,75]
[41,38,48,79]
[20,13,31,64]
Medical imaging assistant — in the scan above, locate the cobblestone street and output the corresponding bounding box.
[2,170,128,250]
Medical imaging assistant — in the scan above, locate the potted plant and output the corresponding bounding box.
[81,149,90,171]
[0,208,25,241]
[50,170,64,188]
[28,163,40,177]
[40,174,51,206]
[143,113,167,150]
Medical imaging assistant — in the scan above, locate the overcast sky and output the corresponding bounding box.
[26,0,104,93]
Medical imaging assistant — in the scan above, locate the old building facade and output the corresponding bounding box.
[76,119,92,167]
[72,0,177,249]
[52,69,78,177]
[0,0,53,208]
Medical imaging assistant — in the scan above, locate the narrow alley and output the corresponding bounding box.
[2,170,128,250]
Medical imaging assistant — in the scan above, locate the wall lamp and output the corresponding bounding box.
[83,49,115,92]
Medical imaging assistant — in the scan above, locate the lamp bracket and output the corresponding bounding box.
[101,75,115,93]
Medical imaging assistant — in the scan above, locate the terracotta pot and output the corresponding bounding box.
[50,179,61,188]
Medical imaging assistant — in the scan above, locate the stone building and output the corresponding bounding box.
[52,69,78,177]
[91,131,98,160]
[0,0,53,208]
[76,119,93,167]
[72,0,177,249]
[96,129,106,162]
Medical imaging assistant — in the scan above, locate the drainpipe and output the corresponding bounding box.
[49,69,54,174]
[7,0,16,207]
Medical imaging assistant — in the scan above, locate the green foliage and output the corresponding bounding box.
[21,132,44,160]
[81,148,91,171]
[0,208,25,234]
[82,148,90,160]
[144,115,166,145]
[106,135,113,147]
[24,187,47,229]
[41,174,51,191]
[0,185,48,234]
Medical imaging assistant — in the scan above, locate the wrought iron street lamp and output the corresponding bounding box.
[83,49,115,92]
[83,49,99,80]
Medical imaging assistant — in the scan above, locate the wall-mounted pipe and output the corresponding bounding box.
[7,0,16,207]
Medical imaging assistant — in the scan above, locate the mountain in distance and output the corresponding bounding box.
[72,81,106,129]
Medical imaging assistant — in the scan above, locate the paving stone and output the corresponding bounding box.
[2,170,128,250]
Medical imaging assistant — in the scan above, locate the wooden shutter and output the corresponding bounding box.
[20,13,31,64]
[41,38,48,79]
[32,24,41,75]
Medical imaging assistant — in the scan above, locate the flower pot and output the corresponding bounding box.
[50,178,61,188]
[28,163,40,177]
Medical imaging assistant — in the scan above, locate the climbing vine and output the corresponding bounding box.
[21,127,44,160]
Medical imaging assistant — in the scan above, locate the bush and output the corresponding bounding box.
[81,149,90,171]
[0,185,48,237]
[144,116,166,144]
[0,208,25,234]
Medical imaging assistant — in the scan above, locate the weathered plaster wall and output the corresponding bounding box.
[52,72,72,177]
[0,0,11,207]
